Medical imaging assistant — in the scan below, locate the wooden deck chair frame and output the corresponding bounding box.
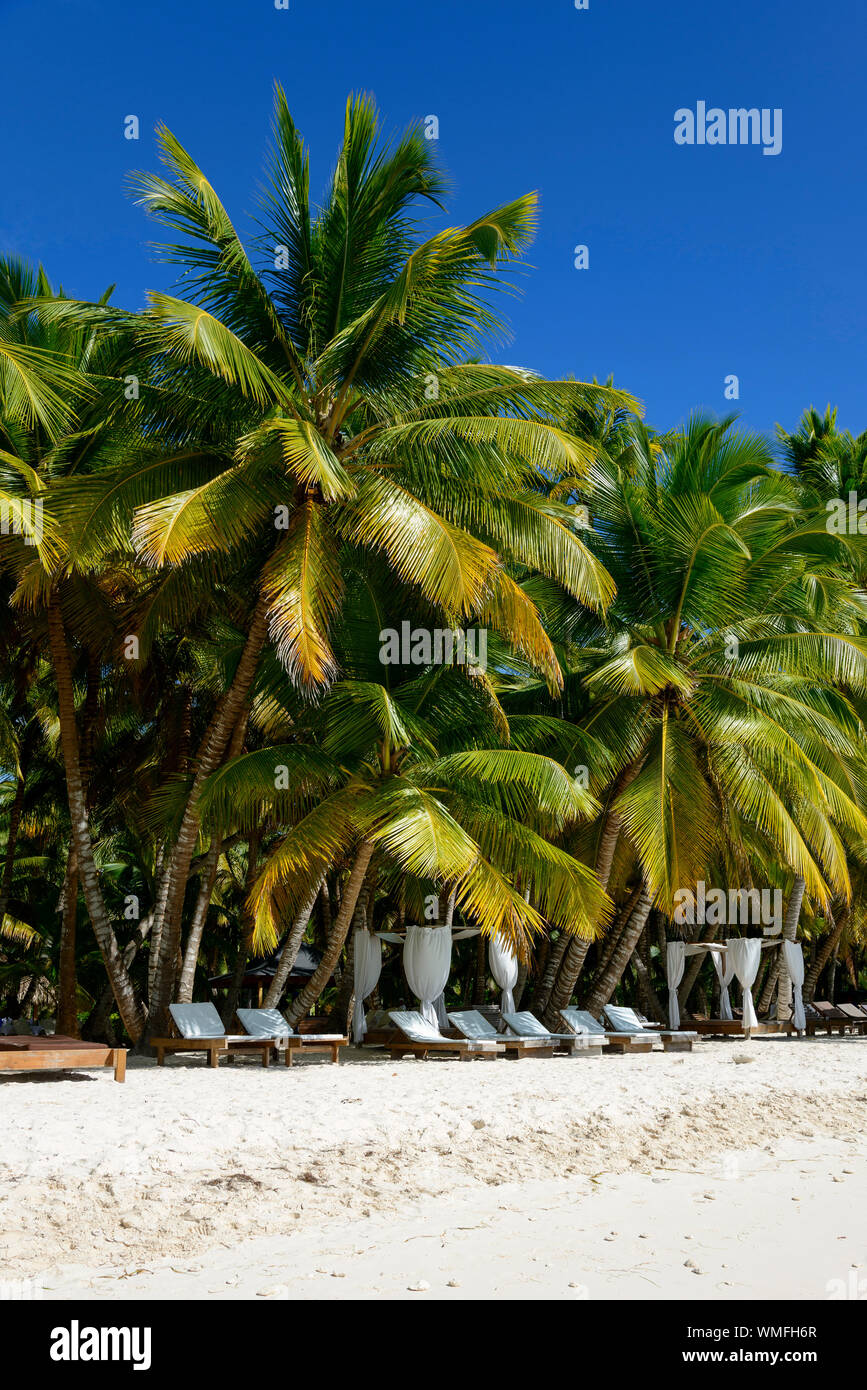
[0,1035,127,1082]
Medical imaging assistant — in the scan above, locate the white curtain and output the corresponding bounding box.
[726,938,762,1030]
[489,933,519,1013]
[666,941,686,1028]
[711,948,736,1021]
[352,930,383,1044]
[403,925,452,1030]
[781,940,806,1032]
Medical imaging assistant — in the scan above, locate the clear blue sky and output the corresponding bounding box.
[2,0,864,438]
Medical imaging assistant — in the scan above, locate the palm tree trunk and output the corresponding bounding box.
[262,882,323,1009]
[286,841,375,1026]
[827,942,840,1002]
[82,912,154,1043]
[533,933,569,1016]
[677,917,720,1015]
[0,771,25,931]
[176,713,250,1003]
[544,765,641,1020]
[47,595,146,1042]
[326,876,373,1030]
[584,879,654,1016]
[56,849,80,1036]
[633,934,666,1023]
[146,593,269,1041]
[804,905,847,1001]
[776,875,806,1020]
[220,944,249,1030]
[219,827,263,1028]
[473,933,486,1005]
[176,843,221,1004]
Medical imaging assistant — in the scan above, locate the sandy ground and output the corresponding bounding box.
[2,1035,866,1300]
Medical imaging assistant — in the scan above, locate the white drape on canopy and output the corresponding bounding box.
[666,941,687,1028]
[489,933,519,1014]
[403,925,452,1030]
[725,937,762,1030]
[711,948,736,1020]
[781,940,806,1032]
[352,930,382,1044]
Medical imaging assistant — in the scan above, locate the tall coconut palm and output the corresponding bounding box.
[514,414,867,1016]
[192,663,612,1023]
[0,257,153,1038]
[38,88,630,1037]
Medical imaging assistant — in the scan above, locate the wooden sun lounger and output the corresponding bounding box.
[603,1005,700,1052]
[388,1010,504,1061]
[449,1010,556,1059]
[835,1003,867,1032]
[236,1010,347,1064]
[151,1002,286,1067]
[685,1018,794,1039]
[502,1010,605,1057]
[389,1039,501,1061]
[151,1032,273,1067]
[0,1035,127,1082]
[557,1007,653,1055]
[805,1001,850,1036]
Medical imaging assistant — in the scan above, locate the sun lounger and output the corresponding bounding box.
[558,1006,654,1055]
[237,1008,347,1065]
[501,1010,604,1057]
[603,1004,699,1052]
[0,1035,127,1082]
[559,1006,655,1054]
[448,1010,556,1058]
[388,1010,504,1061]
[835,1003,867,1033]
[150,1003,279,1067]
[805,1001,850,1036]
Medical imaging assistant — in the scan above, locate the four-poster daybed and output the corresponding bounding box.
[666,938,806,1038]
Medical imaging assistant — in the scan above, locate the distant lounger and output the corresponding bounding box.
[603,1005,699,1053]
[559,1007,654,1055]
[501,1010,604,1057]
[0,1035,127,1082]
[806,1001,857,1036]
[150,1003,280,1067]
[237,1008,347,1064]
[388,1011,504,1061]
[448,1010,556,1059]
[834,1003,867,1034]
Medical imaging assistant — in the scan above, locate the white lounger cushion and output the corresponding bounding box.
[562,1008,606,1035]
[604,1005,658,1033]
[170,1002,227,1038]
[389,1010,449,1043]
[448,1010,498,1039]
[601,1005,698,1040]
[502,1010,578,1041]
[390,1010,499,1051]
[238,1008,293,1038]
[449,1011,548,1048]
[564,1007,643,1038]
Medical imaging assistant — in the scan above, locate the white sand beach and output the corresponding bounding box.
[3,1037,866,1300]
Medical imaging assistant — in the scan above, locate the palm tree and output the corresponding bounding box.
[0,257,152,1039]
[191,641,613,1024]
[38,88,630,1038]
[513,414,867,1018]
